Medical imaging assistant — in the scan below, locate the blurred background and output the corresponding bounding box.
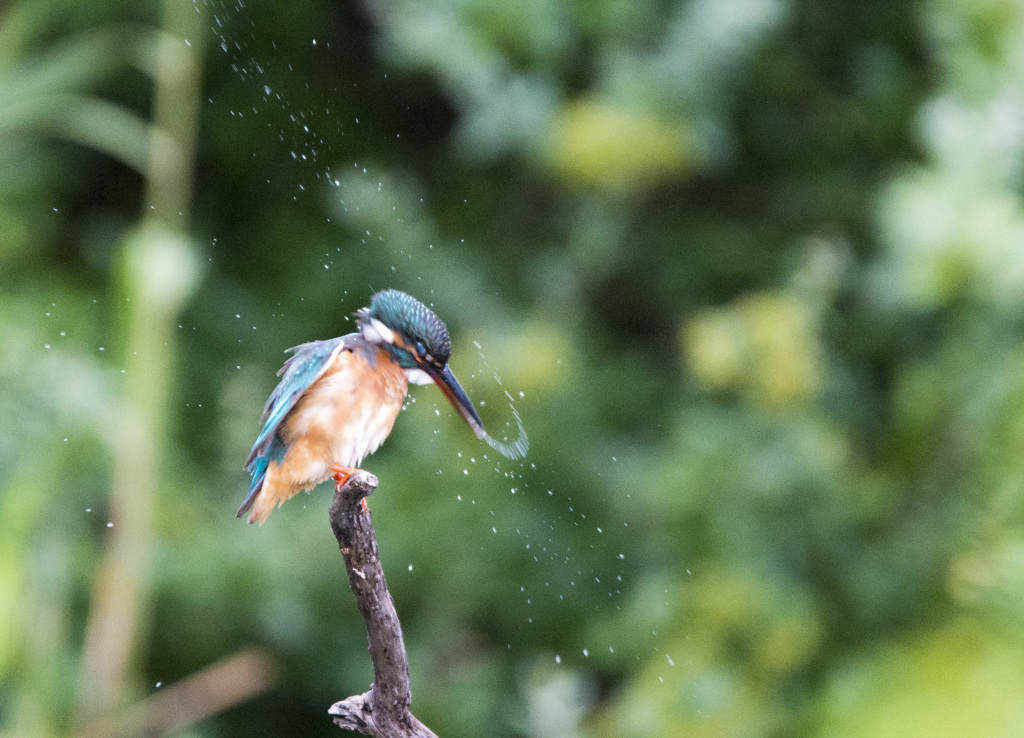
[5,0,1024,736]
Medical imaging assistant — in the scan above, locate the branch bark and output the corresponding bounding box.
[328,470,438,738]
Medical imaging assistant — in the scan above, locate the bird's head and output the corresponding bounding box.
[357,289,486,439]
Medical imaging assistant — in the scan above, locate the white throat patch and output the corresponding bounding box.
[404,368,433,385]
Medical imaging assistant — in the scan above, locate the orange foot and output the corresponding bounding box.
[330,463,368,509]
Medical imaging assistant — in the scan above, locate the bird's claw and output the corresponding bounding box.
[330,463,355,487]
[330,464,369,510]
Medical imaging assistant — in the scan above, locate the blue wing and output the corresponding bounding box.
[237,334,356,517]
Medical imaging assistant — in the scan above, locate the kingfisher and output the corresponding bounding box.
[238,289,488,524]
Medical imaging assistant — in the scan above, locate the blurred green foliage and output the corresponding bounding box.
[5,0,1024,736]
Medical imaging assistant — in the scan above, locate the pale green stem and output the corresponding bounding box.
[76,0,205,721]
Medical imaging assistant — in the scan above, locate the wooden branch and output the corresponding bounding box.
[327,471,438,738]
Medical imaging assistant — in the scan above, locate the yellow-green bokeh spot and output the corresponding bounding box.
[547,97,692,193]
[588,567,822,738]
[474,317,573,395]
[684,292,821,408]
[815,620,1024,738]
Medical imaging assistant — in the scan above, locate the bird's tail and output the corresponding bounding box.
[237,456,269,520]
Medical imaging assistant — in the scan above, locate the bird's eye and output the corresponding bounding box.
[415,341,426,357]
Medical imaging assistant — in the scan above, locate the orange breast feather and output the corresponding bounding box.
[248,345,407,523]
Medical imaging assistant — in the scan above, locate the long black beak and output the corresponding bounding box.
[428,364,487,439]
